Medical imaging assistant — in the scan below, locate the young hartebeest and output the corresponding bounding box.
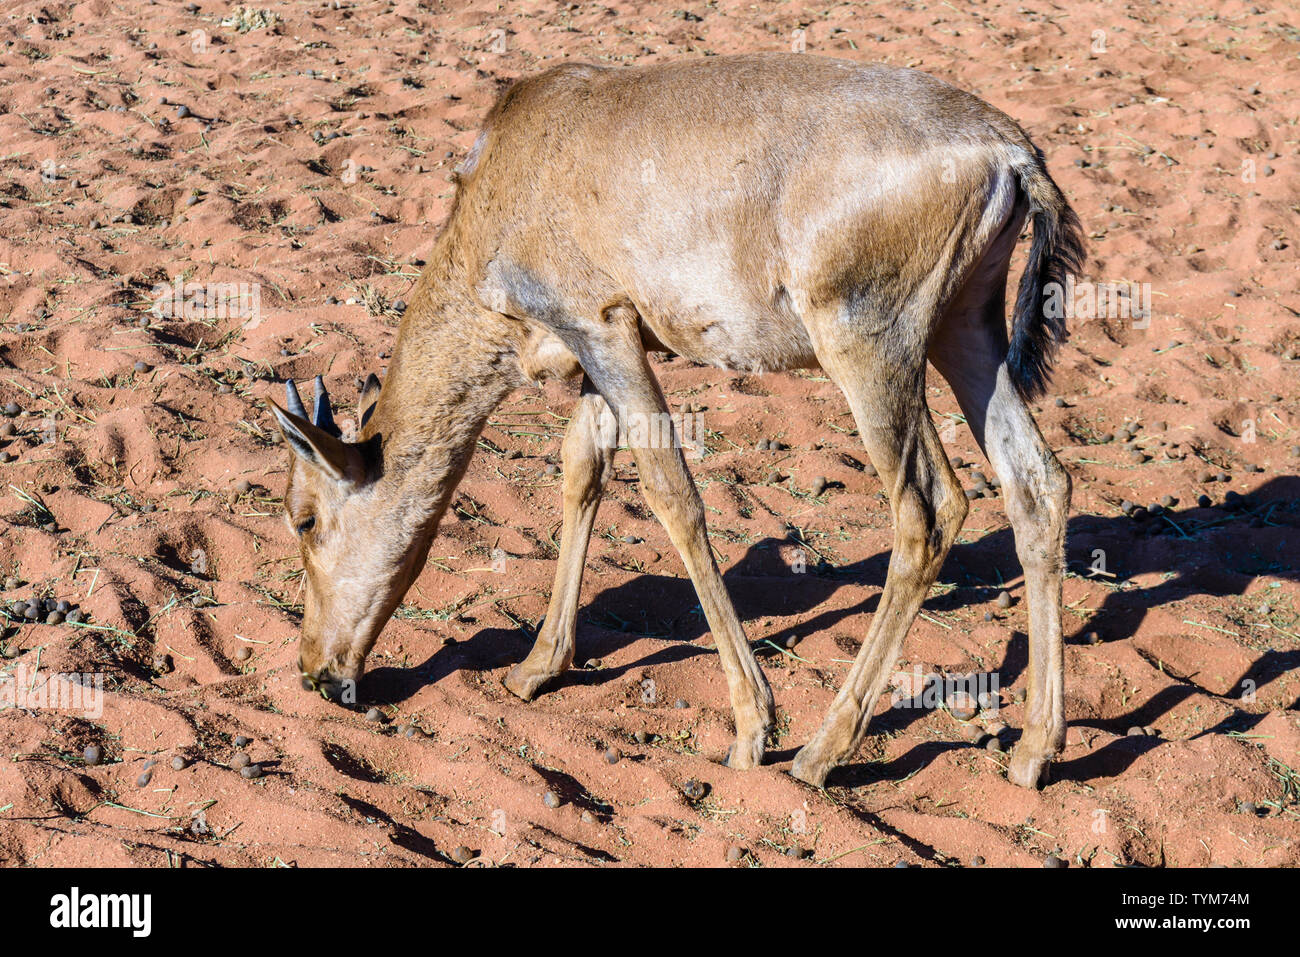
[270,53,1084,789]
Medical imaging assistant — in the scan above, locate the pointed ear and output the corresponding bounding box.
[358,373,382,429]
[268,399,356,482]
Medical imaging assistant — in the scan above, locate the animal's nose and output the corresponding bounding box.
[301,666,348,702]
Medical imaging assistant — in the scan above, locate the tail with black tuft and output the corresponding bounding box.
[1009,151,1086,401]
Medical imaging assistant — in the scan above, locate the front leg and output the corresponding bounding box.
[505,377,614,700]
[568,327,776,769]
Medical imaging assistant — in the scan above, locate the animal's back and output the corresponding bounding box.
[455,54,1036,372]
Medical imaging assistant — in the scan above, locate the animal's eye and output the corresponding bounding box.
[295,516,316,535]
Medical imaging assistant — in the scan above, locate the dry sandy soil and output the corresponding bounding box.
[1,0,1298,868]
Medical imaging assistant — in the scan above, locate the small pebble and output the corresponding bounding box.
[240,763,262,779]
[604,748,621,765]
[810,476,828,497]
[1043,855,1067,868]
[172,756,187,771]
[84,745,103,766]
[365,707,384,723]
[542,790,561,809]
[996,590,1012,609]
[233,735,251,748]
[674,698,689,709]
[136,771,152,788]
[450,845,475,864]
[231,752,251,769]
[725,845,746,864]
[680,779,707,801]
[947,694,979,721]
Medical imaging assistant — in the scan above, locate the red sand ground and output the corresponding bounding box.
[0,0,1297,868]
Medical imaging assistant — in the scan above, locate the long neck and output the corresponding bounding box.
[363,263,524,536]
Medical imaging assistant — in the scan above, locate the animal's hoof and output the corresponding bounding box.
[1007,749,1051,789]
[790,746,830,788]
[503,664,551,701]
[724,730,766,770]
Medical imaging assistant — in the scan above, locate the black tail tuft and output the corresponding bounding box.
[1008,153,1086,401]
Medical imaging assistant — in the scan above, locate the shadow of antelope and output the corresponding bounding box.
[361,473,1299,785]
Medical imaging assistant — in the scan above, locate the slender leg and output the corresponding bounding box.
[791,358,968,787]
[931,303,1071,789]
[505,378,614,700]
[571,327,775,769]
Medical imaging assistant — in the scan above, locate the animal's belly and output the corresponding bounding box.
[634,298,819,373]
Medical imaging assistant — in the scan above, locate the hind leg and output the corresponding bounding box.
[931,300,1071,788]
[791,350,968,787]
[505,378,614,700]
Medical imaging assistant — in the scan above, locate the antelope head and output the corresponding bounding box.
[268,374,434,702]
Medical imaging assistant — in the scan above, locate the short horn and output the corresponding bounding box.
[285,379,308,420]
[312,375,340,437]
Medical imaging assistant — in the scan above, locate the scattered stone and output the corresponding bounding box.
[810,475,828,497]
[996,590,1012,609]
[1043,855,1067,868]
[231,751,251,769]
[604,747,620,765]
[726,845,746,864]
[680,779,708,801]
[947,693,979,721]
[84,745,103,766]
[365,707,384,723]
[172,756,187,771]
[542,790,561,809]
[234,735,251,748]
[450,845,475,864]
[240,763,262,779]
[137,771,152,788]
